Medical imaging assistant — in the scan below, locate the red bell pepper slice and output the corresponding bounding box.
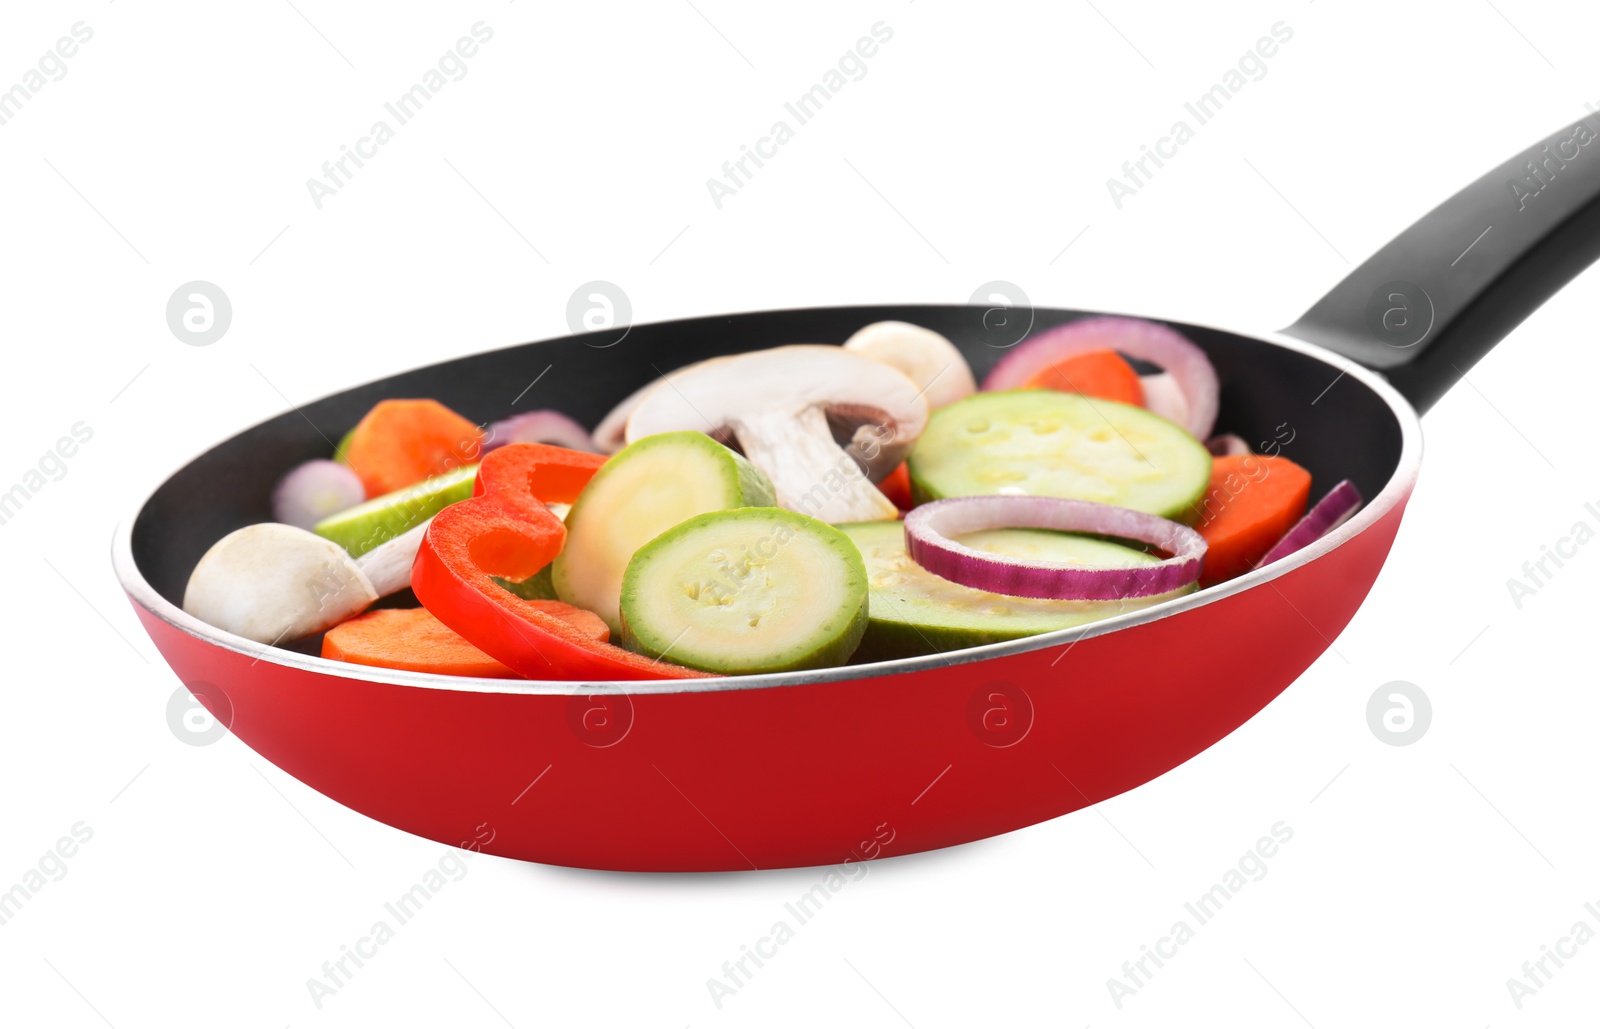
[412,443,709,681]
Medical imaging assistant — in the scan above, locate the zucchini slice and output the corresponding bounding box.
[553,431,774,633]
[907,390,1212,522]
[619,508,867,675]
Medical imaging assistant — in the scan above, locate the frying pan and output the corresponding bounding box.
[115,118,1600,871]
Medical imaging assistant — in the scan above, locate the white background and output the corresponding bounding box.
[2,1,1598,1025]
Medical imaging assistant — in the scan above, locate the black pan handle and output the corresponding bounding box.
[1282,114,1600,413]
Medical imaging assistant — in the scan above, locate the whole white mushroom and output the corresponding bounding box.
[182,519,429,644]
[843,321,976,410]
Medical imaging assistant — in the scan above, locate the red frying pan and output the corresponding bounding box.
[115,118,1600,871]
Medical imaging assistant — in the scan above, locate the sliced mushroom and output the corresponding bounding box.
[591,358,718,454]
[624,345,928,523]
[182,519,431,644]
[843,321,976,410]
[593,378,667,454]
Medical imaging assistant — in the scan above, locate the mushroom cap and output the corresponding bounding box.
[843,321,977,410]
[594,355,739,453]
[183,523,376,643]
[593,375,676,454]
[624,345,929,479]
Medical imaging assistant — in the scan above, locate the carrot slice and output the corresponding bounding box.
[323,605,609,678]
[521,599,610,642]
[341,399,484,497]
[323,607,521,678]
[1191,455,1312,585]
[1021,348,1144,406]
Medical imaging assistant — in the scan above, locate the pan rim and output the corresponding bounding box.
[112,309,1422,697]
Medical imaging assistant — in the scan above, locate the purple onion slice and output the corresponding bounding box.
[1256,480,1363,567]
[1140,372,1188,427]
[903,495,1206,601]
[983,316,1220,440]
[483,410,597,453]
[272,460,365,530]
[1206,434,1251,457]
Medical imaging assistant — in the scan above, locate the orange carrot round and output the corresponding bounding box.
[323,607,520,678]
[322,604,606,678]
[1191,454,1312,585]
[1021,348,1144,406]
[341,399,484,498]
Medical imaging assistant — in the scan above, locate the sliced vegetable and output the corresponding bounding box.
[484,410,597,454]
[593,360,716,454]
[619,508,868,675]
[624,345,928,523]
[323,604,609,678]
[354,518,432,597]
[490,505,567,600]
[984,318,1219,440]
[843,321,976,410]
[412,443,707,680]
[1140,372,1188,428]
[1205,434,1251,457]
[496,564,556,600]
[593,379,661,454]
[332,426,356,465]
[879,462,913,512]
[323,608,522,678]
[314,463,477,557]
[904,496,1205,600]
[340,399,484,497]
[1191,454,1312,585]
[907,390,1213,522]
[1021,348,1144,406]
[1257,480,1362,567]
[553,431,775,633]
[272,460,365,530]
[838,520,1194,660]
[473,441,605,508]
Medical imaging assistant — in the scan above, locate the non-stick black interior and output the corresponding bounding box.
[130,305,1405,620]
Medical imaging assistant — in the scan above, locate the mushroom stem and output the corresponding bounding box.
[351,517,430,596]
[732,407,898,523]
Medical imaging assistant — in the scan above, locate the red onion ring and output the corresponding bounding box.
[1140,372,1188,427]
[483,410,598,453]
[984,317,1219,440]
[1205,434,1251,456]
[903,496,1206,600]
[1257,480,1363,567]
[272,459,365,530]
